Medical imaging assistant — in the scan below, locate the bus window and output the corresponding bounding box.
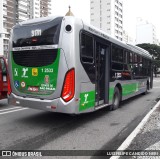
[80,33,94,63]
[123,51,127,63]
[124,50,129,71]
[142,58,150,76]
[132,54,139,78]
[111,45,123,71]
[112,46,123,63]
[129,52,133,63]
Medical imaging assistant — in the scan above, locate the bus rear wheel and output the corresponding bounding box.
[143,81,149,95]
[110,87,120,111]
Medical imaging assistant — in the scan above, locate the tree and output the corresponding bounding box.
[136,43,160,77]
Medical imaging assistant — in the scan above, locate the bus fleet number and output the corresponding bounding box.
[41,68,53,73]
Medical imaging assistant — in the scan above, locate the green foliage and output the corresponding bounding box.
[136,43,160,75]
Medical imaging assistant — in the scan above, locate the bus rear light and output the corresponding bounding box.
[7,75,12,95]
[61,68,75,102]
[32,38,38,42]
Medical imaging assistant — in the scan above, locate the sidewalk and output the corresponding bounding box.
[111,99,160,159]
[127,101,160,152]
[124,99,160,159]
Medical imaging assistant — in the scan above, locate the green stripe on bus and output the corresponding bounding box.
[79,83,139,111]
[122,83,138,96]
[79,91,95,112]
[109,87,114,101]
[109,83,139,101]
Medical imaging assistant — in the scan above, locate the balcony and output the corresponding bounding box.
[18,0,28,7]
[3,11,7,16]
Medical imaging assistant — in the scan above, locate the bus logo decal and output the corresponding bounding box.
[32,68,38,76]
[44,75,50,84]
[14,68,18,76]
[14,81,19,88]
[22,68,28,78]
[28,86,38,92]
[84,94,89,103]
[21,81,26,88]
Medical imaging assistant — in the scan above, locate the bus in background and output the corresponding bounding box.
[0,56,8,99]
[8,16,153,114]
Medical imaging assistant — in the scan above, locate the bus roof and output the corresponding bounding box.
[81,18,152,59]
[127,44,152,58]
[16,16,63,27]
[14,16,152,59]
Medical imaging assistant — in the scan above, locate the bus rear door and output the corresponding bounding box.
[95,41,110,106]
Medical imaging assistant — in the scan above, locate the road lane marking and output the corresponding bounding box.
[0,107,21,112]
[0,108,29,115]
[110,100,160,159]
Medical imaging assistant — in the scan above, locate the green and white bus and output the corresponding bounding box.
[8,16,153,114]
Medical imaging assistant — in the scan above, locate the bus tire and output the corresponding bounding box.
[110,87,120,111]
[143,82,149,95]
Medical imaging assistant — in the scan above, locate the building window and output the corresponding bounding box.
[119,20,122,24]
[116,24,119,28]
[119,2,122,6]
[119,14,122,18]
[115,5,118,10]
[119,8,122,12]
[115,17,118,21]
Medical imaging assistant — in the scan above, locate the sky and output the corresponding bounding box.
[51,0,160,40]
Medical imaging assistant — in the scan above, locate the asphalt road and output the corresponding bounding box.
[0,78,160,158]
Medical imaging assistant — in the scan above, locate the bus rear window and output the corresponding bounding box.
[13,49,58,67]
[12,17,63,47]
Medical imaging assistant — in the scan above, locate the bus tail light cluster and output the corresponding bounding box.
[7,75,12,95]
[61,68,75,102]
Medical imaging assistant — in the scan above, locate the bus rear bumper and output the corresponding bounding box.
[8,93,77,114]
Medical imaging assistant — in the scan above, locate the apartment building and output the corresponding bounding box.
[90,0,123,41]
[123,30,135,45]
[0,0,52,57]
[136,18,158,45]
